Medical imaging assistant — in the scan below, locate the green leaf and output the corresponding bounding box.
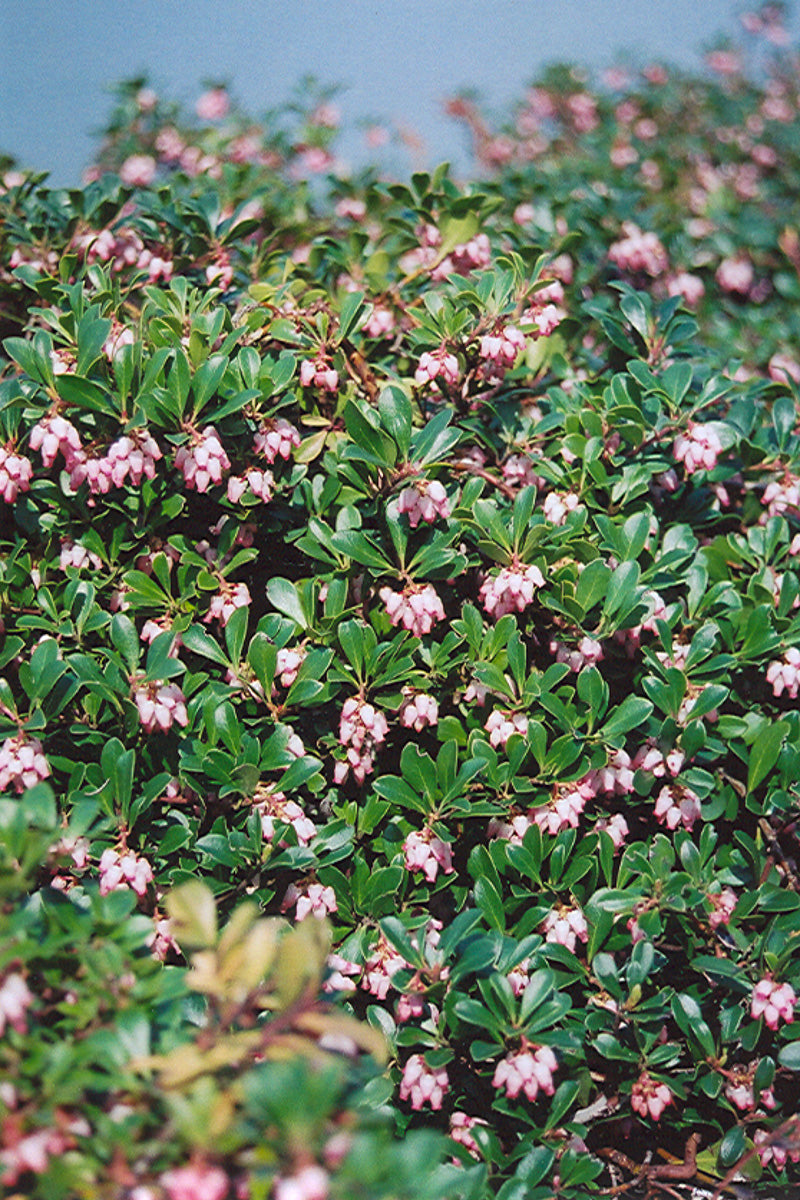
[110,613,140,672]
[181,624,231,667]
[602,695,653,740]
[266,578,309,628]
[671,993,716,1057]
[330,529,394,572]
[777,1041,800,1070]
[747,721,789,792]
[575,559,612,614]
[474,877,505,932]
[378,386,412,460]
[55,373,118,416]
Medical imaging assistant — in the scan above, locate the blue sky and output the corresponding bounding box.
[1,1,794,185]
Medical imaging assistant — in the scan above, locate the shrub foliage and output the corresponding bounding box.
[1,8,800,1196]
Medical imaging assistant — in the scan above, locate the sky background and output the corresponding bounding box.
[2,1,797,186]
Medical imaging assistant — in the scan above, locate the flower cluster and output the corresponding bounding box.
[654,783,702,830]
[403,828,454,882]
[414,346,460,388]
[531,779,594,835]
[766,647,800,698]
[399,1055,449,1110]
[484,709,529,748]
[380,583,445,636]
[29,413,83,470]
[541,905,588,952]
[0,973,33,1036]
[255,788,316,845]
[399,691,439,731]
[253,416,301,461]
[0,735,50,794]
[275,646,306,688]
[334,697,389,784]
[608,223,669,276]
[98,847,154,897]
[397,479,450,527]
[0,445,33,503]
[751,976,796,1029]
[174,427,230,492]
[492,1045,558,1102]
[673,422,724,474]
[204,580,252,626]
[630,1072,673,1121]
[282,881,338,921]
[131,679,189,733]
[479,562,545,617]
[300,357,339,391]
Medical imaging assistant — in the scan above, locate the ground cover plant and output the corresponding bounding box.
[2,4,800,1196]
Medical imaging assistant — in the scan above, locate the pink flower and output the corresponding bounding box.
[322,953,360,995]
[588,749,635,795]
[175,427,230,492]
[0,734,50,794]
[132,680,189,733]
[707,889,738,929]
[399,691,439,731]
[492,1045,558,1101]
[273,1164,329,1200]
[29,413,82,470]
[531,780,592,835]
[380,583,445,637]
[195,88,230,121]
[754,1127,800,1170]
[0,445,33,503]
[399,1054,449,1110]
[673,423,723,474]
[204,581,251,627]
[98,847,154,898]
[631,1072,672,1121]
[484,709,529,749]
[551,635,603,672]
[716,256,754,295]
[362,935,407,999]
[478,325,526,374]
[768,352,800,385]
[0,973,33,1035]
[541,906,588,953]
[594,812,629,850]
[449,1112,487,1158]
[751,976,796,1029]
[762,476,800,519]
[397,479,450,527]
[666,272,705,306]
[161,1162,229,1200]
[119,154,156,188]
[766,648,800,698]
[403,829,454,882]
[334,697,389,784]
[282,882,337,921]
[256,791,316,846]
[608,223,668,277]
[253,416,301,462]
[300,357,338,392]
[414,347,459,388]
[105,428,162,486]
[205,253,233,291]
[275,647,306,688]
[479,562,545,618]
[543,491,581,525]
[654,784,702,831]
[364,306,395,338]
